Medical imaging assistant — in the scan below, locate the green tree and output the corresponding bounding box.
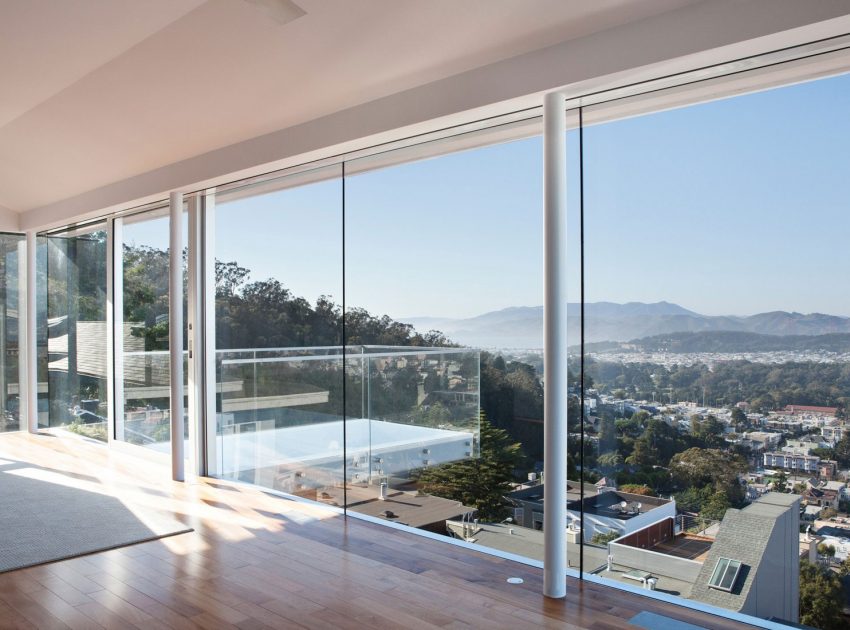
[834,430,850,468]
[597,450,623,472]
[418,413,523,520]
[773,470,789,493]
[730,406,748,429]
[669,448,748,504]
[799,560,846,630]
[701,491,731,521]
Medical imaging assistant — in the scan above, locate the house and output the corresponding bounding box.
[599,493,801,623]
[508,482,677,542]
[784,405,839,417]
[783,435,828,454]
[820,460,839,481]
[803,487,839,511]
[764,452,820,474]
[822,424,847,444]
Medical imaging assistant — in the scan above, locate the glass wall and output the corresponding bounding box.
[343,133,548,532]
[117,209,187,450]
[573,71,850,626]
[0,234,23,432]
[41,224,108,441]
[213,165,344,496]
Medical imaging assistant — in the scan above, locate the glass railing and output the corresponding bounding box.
[215,345,481,509]
[120,349,189,448]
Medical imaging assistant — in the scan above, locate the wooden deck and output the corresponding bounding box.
[0,431,760,629]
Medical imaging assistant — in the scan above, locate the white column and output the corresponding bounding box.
[202,191,218,476]
[24,231,38,433]
[112,218,125,442]
[170,192,185,481]
[105,219,115,443]
[543,91,567,599]
[186,193,204,476]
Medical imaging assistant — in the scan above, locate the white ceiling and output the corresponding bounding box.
[0,0,701,213]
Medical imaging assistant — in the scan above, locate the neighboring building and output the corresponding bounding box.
[819,460,839,481]
[803,487,839,511]
[508,482,676,542]
[822,424,846,444]
[600,494,800,623]
[325,485,474,533]
[763,451,820,473]
[763,418,804,433]
[783,435,828,454]
[690,493,800,622]
[784,405,838,417]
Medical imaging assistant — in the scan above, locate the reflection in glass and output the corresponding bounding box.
[42,226,108,441]
[214,166,343,492]
[118,210,187,449]
[0,234,23,432]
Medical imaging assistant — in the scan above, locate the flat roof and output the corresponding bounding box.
[568,490,672,520]
[326,487,472,529]
[445,521,610,570]
[149,418,475,473]
[594,564,695,599]
[642,534,713,563]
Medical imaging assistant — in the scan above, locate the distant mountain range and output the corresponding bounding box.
[400,302,850,349]
[589,331,850,354]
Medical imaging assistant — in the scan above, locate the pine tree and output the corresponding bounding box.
[417,411,524,520]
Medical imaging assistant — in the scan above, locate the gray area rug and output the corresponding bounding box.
[0,459,192,573]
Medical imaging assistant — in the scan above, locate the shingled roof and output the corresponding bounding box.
[689,493,800,614]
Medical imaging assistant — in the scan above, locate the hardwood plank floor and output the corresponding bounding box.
[0,432,761,629]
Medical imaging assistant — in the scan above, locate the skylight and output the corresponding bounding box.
[707,558,742,592]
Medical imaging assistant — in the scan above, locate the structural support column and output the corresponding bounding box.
[186,193,208,476]
[24,231,38,433]
[169,192,185,481]
[543,91,567,599]
[202,192,218,477]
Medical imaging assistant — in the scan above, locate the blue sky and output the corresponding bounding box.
[130,71,850,320]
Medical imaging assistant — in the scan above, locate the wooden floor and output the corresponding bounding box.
[0,432,760,630]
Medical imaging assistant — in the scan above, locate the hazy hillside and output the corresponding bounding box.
[586,331,850,354]
[401,302,850,348]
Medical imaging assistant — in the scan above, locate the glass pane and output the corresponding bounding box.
[214,164,343,496]
[117,209,187,450]
[580,71,850,625]
[42,225,108,441]
[0,234,23,432]
[343,129,548,555]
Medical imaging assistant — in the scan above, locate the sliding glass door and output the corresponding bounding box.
[41,224,108,441]
[0,234,23,432]
[116,208,187,451]
[212,165,344,494]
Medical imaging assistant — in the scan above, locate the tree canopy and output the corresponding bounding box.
[417,413,524,520]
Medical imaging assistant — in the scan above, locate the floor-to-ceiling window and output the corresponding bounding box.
[212,165,344,495]
[116,208,187,450]
[572,68,850,628]
[41,224,108,441]
[0,234,23,432]
[342,125,563,533]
